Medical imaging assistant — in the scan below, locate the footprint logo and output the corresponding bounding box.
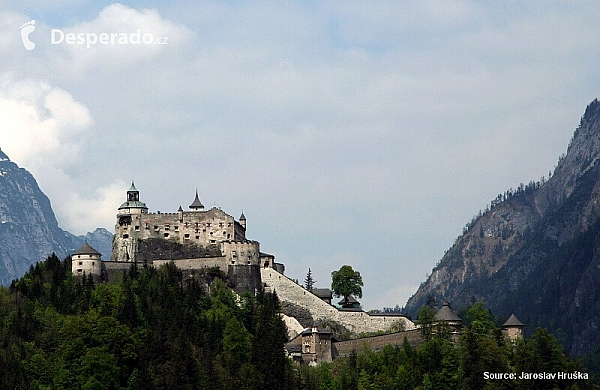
[20,20,36,51]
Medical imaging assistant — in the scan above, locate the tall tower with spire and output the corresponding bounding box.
[189,190,205,211]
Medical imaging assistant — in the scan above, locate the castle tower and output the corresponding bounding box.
[118,182,149,216]
[178,205,183,222]
[114,182,148,261]
[502,314,524,342]
[434,301,462,341]
[72,241,102,280]
[189,190,204,211]
[239,211,246,229]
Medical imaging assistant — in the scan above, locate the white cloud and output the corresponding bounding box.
[0,76,121,234]
[49,3,194,74]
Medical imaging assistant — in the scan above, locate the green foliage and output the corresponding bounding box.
[293,303,593,390]
[0,256,291,389]
[416,305,437,341]
[304,268,315,290]
[331,265,363,304]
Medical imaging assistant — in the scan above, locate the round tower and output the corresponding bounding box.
[72,241,102,279]
[118,182,148,216]
[502,314,524,342]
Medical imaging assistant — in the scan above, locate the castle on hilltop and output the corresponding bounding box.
[70,183,523,366]
[71,183,282,291]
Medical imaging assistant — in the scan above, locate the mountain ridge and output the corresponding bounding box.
[0,148,112,284]
[405,99,600,355]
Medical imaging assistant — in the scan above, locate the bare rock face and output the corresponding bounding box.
[0,149,112,284]
[405,99,600,355]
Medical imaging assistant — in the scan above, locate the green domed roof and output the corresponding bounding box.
[119,200,148,210]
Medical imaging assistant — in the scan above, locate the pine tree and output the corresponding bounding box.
[304,268,315,290]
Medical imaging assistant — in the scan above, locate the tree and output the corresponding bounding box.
[331,265,363,305]
[304,268,315,290]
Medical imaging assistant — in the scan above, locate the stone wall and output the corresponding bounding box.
[332,329,423,358]
[113,207,246,262]
[261,268,415,335]
[153,257,229,273]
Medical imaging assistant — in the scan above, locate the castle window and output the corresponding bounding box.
[154,225,158,230]
[174,226,179,231]
[196,236,200,240]
[207,223,211,227]
[78,255,81,258]
[145,224,149,229]
[92,262,95,266]
[78,262,83,266]
[77,269,82,273]
[123,234,129,239]
[135,226,140,231]
[184,234,190,239]
[222,231,226,235]
[232,251,237,258]
[228,223,232,227]
[164,233,169,238]
[227,234,230,239]
[210,232,213,236]
[164,224,170,231]
[195,229,199,233]
[219,223,223,227]
[210,240,216,244]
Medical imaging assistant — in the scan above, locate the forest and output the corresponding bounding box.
[0,254,595,389]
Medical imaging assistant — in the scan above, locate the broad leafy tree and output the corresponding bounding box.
[331,265,363,305]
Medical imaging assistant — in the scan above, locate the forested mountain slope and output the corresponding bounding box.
[405,99,600,355]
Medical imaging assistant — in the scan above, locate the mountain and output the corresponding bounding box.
[405,99,600,355]
[71,228,113,261]
[0,148,112,284]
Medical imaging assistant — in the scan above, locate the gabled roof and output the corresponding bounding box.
[310,288,333,299]
[73,241,100,256]
[502,314,524,328]
[435,302,462,322]
[338,295,360,305]
[301,327,333,336]
[189,190,204,209]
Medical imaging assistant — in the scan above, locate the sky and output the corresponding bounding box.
[1,1,600,310]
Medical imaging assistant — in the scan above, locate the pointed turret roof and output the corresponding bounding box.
[240,211,246,220]
[73,241,101,256]
[128,181,138,192]
[178,205,183,212]
[502,314,524,328]
[189,190,204,210]
[435,301,462,322]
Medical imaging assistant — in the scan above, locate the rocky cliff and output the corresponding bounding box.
[0,149,112,284]
[405,99,600,355]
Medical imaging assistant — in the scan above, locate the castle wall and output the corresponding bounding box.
[332,329,423,358]
[222,241,260,265]
[227,264,262,294]
[260,268,415,334]
[153,257,228,273]
[113,207,247,262]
